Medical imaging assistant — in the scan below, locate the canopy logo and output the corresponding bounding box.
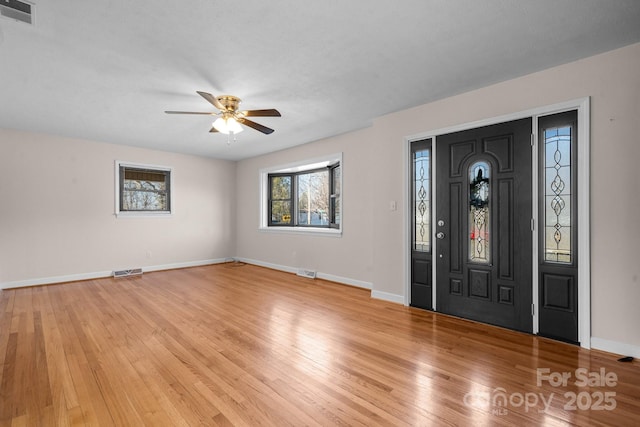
[463,368,618,416]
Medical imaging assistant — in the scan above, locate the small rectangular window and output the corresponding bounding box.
[116,162,172,216]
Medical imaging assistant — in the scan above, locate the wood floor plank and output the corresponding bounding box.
[0,332,17,424]
[1,263,639,426]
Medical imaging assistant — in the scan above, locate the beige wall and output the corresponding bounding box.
[0,129,237,286]
[236,42,640,351]
[235,128,375,287]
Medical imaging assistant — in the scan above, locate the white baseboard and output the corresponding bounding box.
[142,258,228,273]
[316,272,372,290]
[371,290,405,304]
[591,337,640,359]
[0,258,228,290]
[235,257,372,290]
[234,257,298,274]
[1,270,113,290]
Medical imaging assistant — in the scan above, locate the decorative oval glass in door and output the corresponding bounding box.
[469,161,490,264]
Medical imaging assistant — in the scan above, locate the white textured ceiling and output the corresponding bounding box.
[1,1,640,160]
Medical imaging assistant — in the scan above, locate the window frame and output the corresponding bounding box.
[328,163,341,229]
[115,161,173,218]
[260,153,342,236]
[268,167,333,228]
[268,173,294,226]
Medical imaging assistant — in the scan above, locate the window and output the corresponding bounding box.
[269,174,293,225]
[261,154,342,233]
[412,144,430,252]
[329,164,341,227]
[539,112,577,265]
[468,161,490,264]
[297,169,329,226]
[115,161,172,216]
[543,126,572,263]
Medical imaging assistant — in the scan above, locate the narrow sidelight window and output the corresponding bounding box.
[413,148,430,252]
[537,110,579,344]
[543,126,573,263]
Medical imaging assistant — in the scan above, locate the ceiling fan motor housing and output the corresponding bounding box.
[217,95,241,112]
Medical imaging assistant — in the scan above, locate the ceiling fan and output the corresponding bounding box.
[165,91,281,135]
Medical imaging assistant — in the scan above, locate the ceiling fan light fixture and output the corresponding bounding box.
[167,91,278,135]
[213,116,243,134]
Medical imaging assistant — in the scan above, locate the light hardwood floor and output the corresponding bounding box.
[1,263,638,426]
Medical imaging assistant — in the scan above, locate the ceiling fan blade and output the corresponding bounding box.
[241,109,281,117]
[239,118,275,134]
[197,91,225,111]
[209,126,219,133]
[165,111,216,115]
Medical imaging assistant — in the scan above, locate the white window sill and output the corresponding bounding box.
[259,226,342,237]
[115,211,173,218]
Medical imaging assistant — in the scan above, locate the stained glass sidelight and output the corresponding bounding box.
[544,127,572,263]
[469,161,490,264]
[413,149,430,252]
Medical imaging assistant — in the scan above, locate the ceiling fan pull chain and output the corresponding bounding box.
[227,131,237,145]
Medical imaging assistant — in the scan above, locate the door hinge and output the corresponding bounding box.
[531,218,535,232]
[531,133,535,147]
[531,303,535,316]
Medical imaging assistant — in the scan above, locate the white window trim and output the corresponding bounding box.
[114,160,174,218]
[259,153,343,236]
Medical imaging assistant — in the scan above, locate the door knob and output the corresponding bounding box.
[436,232,446,239]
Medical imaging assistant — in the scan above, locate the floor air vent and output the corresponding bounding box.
[113,268,143,278]
[0,0,35,25]
[296,269,317,279]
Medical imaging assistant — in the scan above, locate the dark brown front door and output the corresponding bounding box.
[435,118,533,332]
